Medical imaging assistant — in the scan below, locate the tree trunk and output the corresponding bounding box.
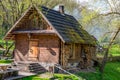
[99,27,120,73]
[3,42,14,57]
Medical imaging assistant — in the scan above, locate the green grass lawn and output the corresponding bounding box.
[21,62,120,80]
[109,45,120,56]
[0,60,13,64]
[97,44,120,58]
[21,75,49,80]
[76,62,120,80]
[22,73,82,80]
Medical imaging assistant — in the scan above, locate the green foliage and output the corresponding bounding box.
[76,62,120,80]
[97,44,120,57]
[0,60,12,64]
[0,39,14,49]
[111,19,120,28]
[79,8,98,27]
[22,62,120,80]
[0,0,79,37]
[22,73,81,80]
[81,9,98,23]
[109,44,120,56]
[53,74,81,80]
[22,75,49,80]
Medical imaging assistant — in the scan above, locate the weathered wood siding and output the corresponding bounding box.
[14,34,60,63]
[13,9,60,63]
[14,34,29,61]
[38,35,60,63]
[13,10,52,31]
[61,43,96,68]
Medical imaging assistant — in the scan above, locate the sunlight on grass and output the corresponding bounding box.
[97,44,120,57]
[77,62,120,80]
[0,60,13,64]
[22,73,81,80]
[22,62,120,80]
[109,45,120,56]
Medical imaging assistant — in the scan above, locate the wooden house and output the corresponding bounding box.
[4,5,96,69]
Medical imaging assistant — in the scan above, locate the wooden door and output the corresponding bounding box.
[28,40,39,61]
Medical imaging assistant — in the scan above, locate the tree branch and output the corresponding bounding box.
[100,12,120,16]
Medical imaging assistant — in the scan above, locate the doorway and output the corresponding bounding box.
[28,40,39,61]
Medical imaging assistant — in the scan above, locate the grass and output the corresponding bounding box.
[109,45,120,56]
[21,62,120,80]
[0,60,13,64]
[53,74,80,80]
[76,62,120,80]
[97,44,120,57]
[21,75,49,80]
[22,73,82,80]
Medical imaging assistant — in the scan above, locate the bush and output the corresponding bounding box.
[0,60,13,64]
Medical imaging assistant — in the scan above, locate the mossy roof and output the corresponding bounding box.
[4,5,96,45]
[40,6,96,44]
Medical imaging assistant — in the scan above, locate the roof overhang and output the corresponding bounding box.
[3,5,34,40]
[3,5,66,43]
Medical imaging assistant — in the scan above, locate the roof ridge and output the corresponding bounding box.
[40,5,74,17]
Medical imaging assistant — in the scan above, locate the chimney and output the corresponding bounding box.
[59,5,64,14]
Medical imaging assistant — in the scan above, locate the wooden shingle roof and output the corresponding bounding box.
[4,5,96,45]
[40,6,96,44]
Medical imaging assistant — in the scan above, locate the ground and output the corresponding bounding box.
[0,40,120,80]
[97,44,120,57]
[0,59,12,64]
[109,45,120,56]
[22,73,81,80]
[21,62,120,80]
[76,62,120,80]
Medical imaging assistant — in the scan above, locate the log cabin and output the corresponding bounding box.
[4,5,96,69]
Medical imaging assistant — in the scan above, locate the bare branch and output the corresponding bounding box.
[100,12,120,16]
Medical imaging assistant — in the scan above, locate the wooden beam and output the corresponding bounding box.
[35,5,65,43]
[10,35,15,40]
[3,5,34,40]
[12,30,56,34]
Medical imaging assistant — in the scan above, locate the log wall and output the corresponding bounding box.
[14,34,60,63]
[61,43,96,69]
[14,34,29,61]
[38,35,60,63]
[14,33,96,68]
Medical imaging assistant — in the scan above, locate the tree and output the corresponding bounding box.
[100,27,120,73]
[98,0,120,73]
[81,0,120,73]
[77,0,120,73]
[0,0,79,34]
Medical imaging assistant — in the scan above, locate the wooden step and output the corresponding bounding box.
[14,62,47,74]
[29,66,44,69]
[30,69,46,73]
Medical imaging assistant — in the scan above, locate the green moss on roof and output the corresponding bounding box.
[66,27,85,43]
[40,6,97,44]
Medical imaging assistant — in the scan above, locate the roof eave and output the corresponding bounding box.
[3,5,34,40]
[35,5,66,43]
